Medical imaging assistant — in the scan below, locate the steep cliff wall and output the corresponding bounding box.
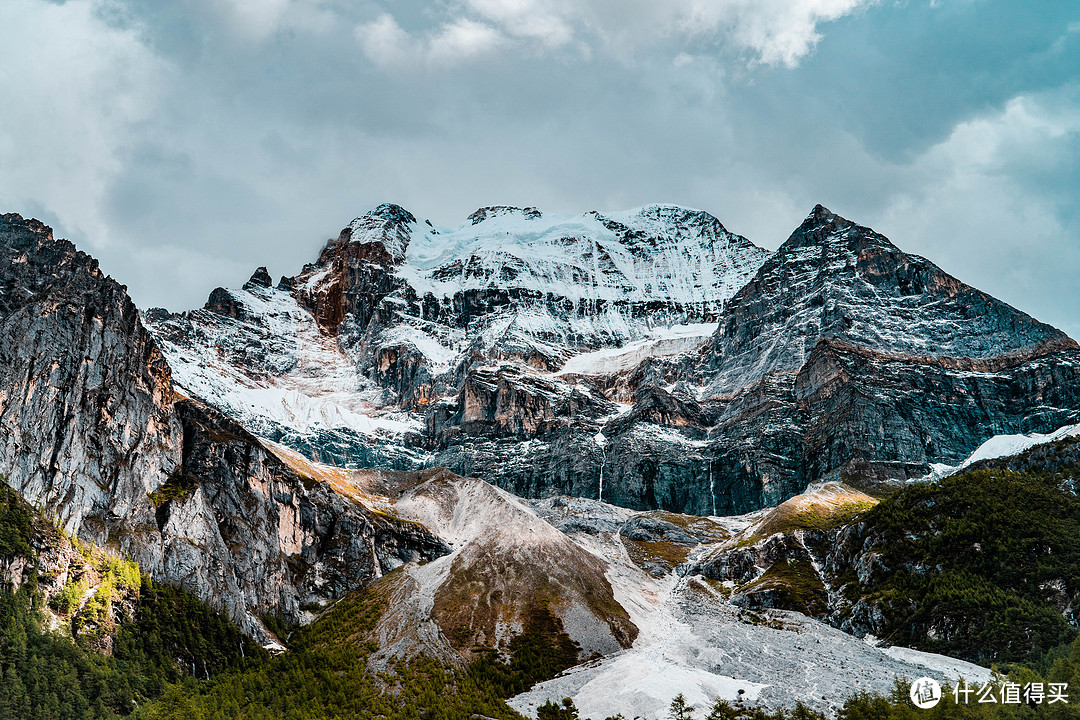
[0,213,447,641]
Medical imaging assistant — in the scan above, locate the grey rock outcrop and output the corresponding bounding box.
[689,205,1080,498]
[0,213,447,640]
[156,400,448,634]
[0,212,181,545]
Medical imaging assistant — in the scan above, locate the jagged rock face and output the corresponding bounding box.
[794,340,1080,482]
[158,401,448,635]
[292,202,769,385]
[701,204,1074,397]
[294,209,412,335]
[145,203,1080,515]
[0,213,447,641]
[0,213,181,544]
[144,203,769,511]
[669,205,1080,498]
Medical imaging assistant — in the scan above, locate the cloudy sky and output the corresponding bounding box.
[1,0,1078,336]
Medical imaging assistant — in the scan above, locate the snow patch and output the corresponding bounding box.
[146,286,423,443]
[907,422,1080,483]
[963,423,1080,466]
[558,323,717,375]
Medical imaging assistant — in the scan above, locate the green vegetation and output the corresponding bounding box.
[0,575,261,720]
[467,606,582,697]
[126,576,595,719]
[51,555,141,643]
[0,481,260,719]
[50,575,90,616]
[670,693,695,720]
[843,467,1080,663]
[834,658,1080,720]
[0,483,33,559]
[746,486,878,540]
[705,698,824,720]
[538,697,581,720]
[146,471,198,508]
[133,581,525,720]
[737,556,828,617]
[121,578,265,686]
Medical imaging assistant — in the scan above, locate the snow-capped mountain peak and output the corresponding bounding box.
[343,202,417,263]
[142,203,1080,520]
[466,205,543,224]
[395,202,769,306]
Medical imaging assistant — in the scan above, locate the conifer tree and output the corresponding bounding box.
[670,693,696,720]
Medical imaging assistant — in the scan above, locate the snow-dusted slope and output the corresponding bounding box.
[701,204,1075,398]
[909,421,1080,482]
[960,422,1080,467]
[145,202,768,474]
[145,282,426,467]
[557,322,717,376]
[398,204,767,306]
[345,203,769,381]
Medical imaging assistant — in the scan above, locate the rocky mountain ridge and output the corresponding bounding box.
[0,212,446,642]
[4,201,1080,650]
[3,202,1074,716]
[146,202,1080,516]
[700,204,1074,396]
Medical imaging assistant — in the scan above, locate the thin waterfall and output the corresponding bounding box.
[596,431,607,502]
[709,461,716,517]
[370,537,382,579]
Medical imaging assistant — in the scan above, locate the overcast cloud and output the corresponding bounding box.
[0,0,1078,337]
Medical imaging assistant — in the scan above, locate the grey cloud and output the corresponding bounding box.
[0,0,1077,346]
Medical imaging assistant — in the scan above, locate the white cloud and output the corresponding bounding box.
[928,95,1080,173]
[428,18,506,64]
[358,0,873,70]
[675,0,870,68]
[881,93,1080,226]
[0,0,164,249]
[213,0,337,41]
[220,0,291,41]
[356,14,415,69]
[356,14,504,69]
[464,0,575,48]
